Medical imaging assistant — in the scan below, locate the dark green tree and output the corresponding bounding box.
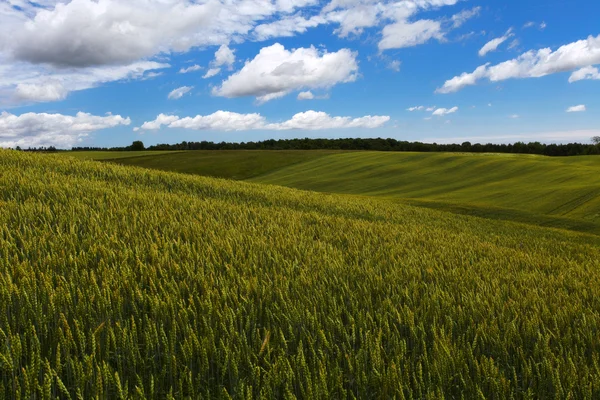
[130,141,145,151]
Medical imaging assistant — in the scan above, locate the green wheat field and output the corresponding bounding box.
[2,148,600,398]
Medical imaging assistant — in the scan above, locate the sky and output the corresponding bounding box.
[0,0,599,148]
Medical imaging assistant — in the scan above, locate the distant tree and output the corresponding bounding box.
[130,141,145,151]
[592,136,600,145]
[15,146,21,151]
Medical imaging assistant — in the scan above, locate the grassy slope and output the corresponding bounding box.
[68,150,342,180]
[3,149,600,398]
[252,152,600,234]
[59,150,184,160]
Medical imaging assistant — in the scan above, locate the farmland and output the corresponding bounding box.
[67,150,600,235]
[2,149,600,398]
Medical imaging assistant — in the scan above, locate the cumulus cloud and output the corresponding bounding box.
[201,44,236,79]
[136,110,389,131]
[2,0,310,69]
[569,66,600,83]
[432,106,458,116]
[179,65,202,74]
[213,43,358,103]
[168,86,193,100]
[407,106,425,111]
[213,45,236,68]
[0,111,130,148]
[138,113,180,130]
[437,34,600,93]
[0,0,466,104]
[479,28,514,57]
[297,91,315,100]
[170,111,267,131]
[566,105,586,113]
[14,80,68,102]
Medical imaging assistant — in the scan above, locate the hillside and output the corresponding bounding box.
[67,150,600,234]
[252,152,600,234]
[69,150,341,180]
[2,149,600,398]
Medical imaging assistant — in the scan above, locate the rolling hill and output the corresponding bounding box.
[65,150,600,234]
[3,149,600,398]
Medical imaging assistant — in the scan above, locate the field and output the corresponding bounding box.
[64,151,341,180]
[3,149,600,398]
[67,150,600,235]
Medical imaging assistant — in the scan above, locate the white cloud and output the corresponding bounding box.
[14,80,68,102]
[407,106,425,111]
[0,111,130,148]
[436,64,489,93]
[213,44,236,68]
[168,86,193,100]
[139,113,180,130]
[432,106,458,116]
[0,0,466,105]
[451,7,481,28]
[253,15,327,41]
[203,68,221,79]
[379,19,443,50]
[269,110,389,130]
[523,22,535,29]
[201,44,236,79]
[213,43,358,103]
[136,110,389,131]
[170,111,268,131]
[377,0,465,51]
[438,34,600,93]
[540,22,547,30]
[479,28,513,57]
[328,5,383,38]
[566,105,586,113]
[297,91,315,100]
[2,0,310,69]
[569,66,600,83]
[0,59,169,106]
[509,114,519,119]
[179,64,202,74]
[388,60,401,72]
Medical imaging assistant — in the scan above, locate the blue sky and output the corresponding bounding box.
[0,0,599,148]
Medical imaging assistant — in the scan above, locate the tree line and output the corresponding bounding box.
[19,137,600,156]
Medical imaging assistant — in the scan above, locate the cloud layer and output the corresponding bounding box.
[137,110,390,131]
[0,111,131,148]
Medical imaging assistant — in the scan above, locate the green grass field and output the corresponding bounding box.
[66,150,600,235]
[251,152,600,234]
[65,150,341,180]
[58,150,184,160]
[3,149,600,398]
